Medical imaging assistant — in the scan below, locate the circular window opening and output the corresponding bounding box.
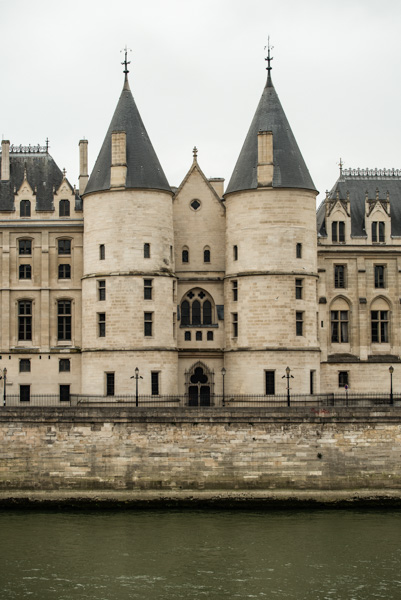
[190,199,201,211]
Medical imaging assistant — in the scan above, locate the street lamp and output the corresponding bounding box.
[130,367,143,407]
[221,367,226,407]
[389,366,394,405]
[0,368,7,406]
[282,366,294,407]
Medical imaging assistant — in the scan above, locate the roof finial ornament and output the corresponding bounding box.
[339,157,343,177]
[193,146,198,161]
[45,138,49,152]
[120,45,132,81]
[62,168,66,178]
[264,36,274,81]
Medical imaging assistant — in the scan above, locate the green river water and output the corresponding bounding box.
[0,509,400,599]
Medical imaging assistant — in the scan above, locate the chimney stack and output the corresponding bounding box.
[257,131,273,187]
[110,131,127,188]
[1,140,10,181]
[78,139,89,195]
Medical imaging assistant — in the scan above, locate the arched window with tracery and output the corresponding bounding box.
[180,288,215,327]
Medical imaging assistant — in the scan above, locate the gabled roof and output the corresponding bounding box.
[226,75,316,195]
[85,77,171,195]
[0,152,81,211]
[318,170,401,237]
[174,156,224,207]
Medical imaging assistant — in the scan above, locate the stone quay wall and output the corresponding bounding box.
[1,407,401,504]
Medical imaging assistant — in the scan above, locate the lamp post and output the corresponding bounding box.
[282,366,294,407]
[389,366,394,406]
[0,368,7,407]
[130,367,143,407]
[221,367,226,407]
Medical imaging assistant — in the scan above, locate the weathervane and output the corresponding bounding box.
[121,45,132,76]
[264,36,274,74]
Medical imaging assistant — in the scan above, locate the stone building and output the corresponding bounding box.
[0,63,399,403]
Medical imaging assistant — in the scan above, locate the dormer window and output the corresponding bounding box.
[372,221,385,243]
[59,199,70,217]
[20,200,31,217]
[332,221,345,243]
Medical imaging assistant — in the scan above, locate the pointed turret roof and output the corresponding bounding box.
[85,76,171,194]
[226,74,316,195]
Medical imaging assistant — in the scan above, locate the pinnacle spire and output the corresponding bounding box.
[264,37,274,86]
[121,46,132,89]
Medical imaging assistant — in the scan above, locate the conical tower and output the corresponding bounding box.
[81,67,177,396]
[223,56,320,397]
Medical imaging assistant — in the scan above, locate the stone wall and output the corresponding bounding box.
[1,407,401,495]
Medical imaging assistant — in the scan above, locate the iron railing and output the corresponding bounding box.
[1,392,401,408]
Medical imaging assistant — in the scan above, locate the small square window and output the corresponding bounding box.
[59,358,70,372]
[196,331,202,341]
[19,359,31,373]
[19,264,32,280]
[338,371,349,388]
[19,239,32,255]
[207,331,213,341]
[58,239,71,255]
[184,331,191,341]
[58,264,71,279]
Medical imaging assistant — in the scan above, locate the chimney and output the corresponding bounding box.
[110,131,127,188]
[1,140,10,181]
[78,139,89,195]
[257,131,273,187]
[209,177,225,197]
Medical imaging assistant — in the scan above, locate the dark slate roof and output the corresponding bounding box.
[85,77,171,194]
[0,152,82,211]
[226,75,316,195]
[317,170,401,237]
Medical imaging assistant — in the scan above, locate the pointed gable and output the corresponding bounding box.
[85,78,171,194]
[226,75,316,195]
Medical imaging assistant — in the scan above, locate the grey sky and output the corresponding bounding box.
[2,0,401,204]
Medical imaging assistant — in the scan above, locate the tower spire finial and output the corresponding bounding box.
[264,36,274,82]
[120,45,132,82]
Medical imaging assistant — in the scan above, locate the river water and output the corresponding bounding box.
[1,509,401,599]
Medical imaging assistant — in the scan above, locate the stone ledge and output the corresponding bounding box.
[2,489,401,509]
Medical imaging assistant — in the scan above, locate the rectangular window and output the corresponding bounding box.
[296,311,303,336]
[98,313,106,337]
[98,280,106,301]
[106,372,115,396]
[332,221,345,243]
[196,331,202,341]
[144,243,150,258]
[20,200,31,217]
[19,239,32,255]
[19,358,31,372]
[59,200,70,217]
[338,371,349,388]
[296,243,302,258]
[372,221,377,243]
[144,312,153,336]
[265,370,275,395]
[58,264,71,279]
[151,371,159,396]
[331,310,349,343]
[184,331,191,341]
[374,265,386,289]
[144,279,153,300]
[232,280,238,301]
[207,331,214,341]
[371,310,389,343]
[334,265,346,289]
[19,264,32,280]
[295,278,303,299]
[59,384,70,402]
[20,385,30,402]
[310,370,315,395]
[59,358,71,372]
[233,245,238,261]
[58,239,71,255]
[232,313,238,338]
[57,300,71,341]
[99,244,105,260]
[18,300,32,341]
[379,222,385,243]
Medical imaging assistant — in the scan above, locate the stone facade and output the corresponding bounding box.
[0,70,401,403]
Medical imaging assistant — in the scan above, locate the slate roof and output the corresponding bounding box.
[317,170,401,237]
[226,74,316,195]
[85,77,171,195]
[0,152,81,212]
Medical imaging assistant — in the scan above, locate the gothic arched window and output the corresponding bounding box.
[180,289,215,327]
[182,247,189,263]
[203,300,212,325]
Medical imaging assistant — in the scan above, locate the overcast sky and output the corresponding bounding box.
[2,0,401,205]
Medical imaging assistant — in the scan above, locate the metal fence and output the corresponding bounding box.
[2,392,401,408]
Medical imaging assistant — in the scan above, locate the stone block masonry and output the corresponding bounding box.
[1,407,401,506]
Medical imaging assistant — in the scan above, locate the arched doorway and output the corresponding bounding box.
[185,362,214,406]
